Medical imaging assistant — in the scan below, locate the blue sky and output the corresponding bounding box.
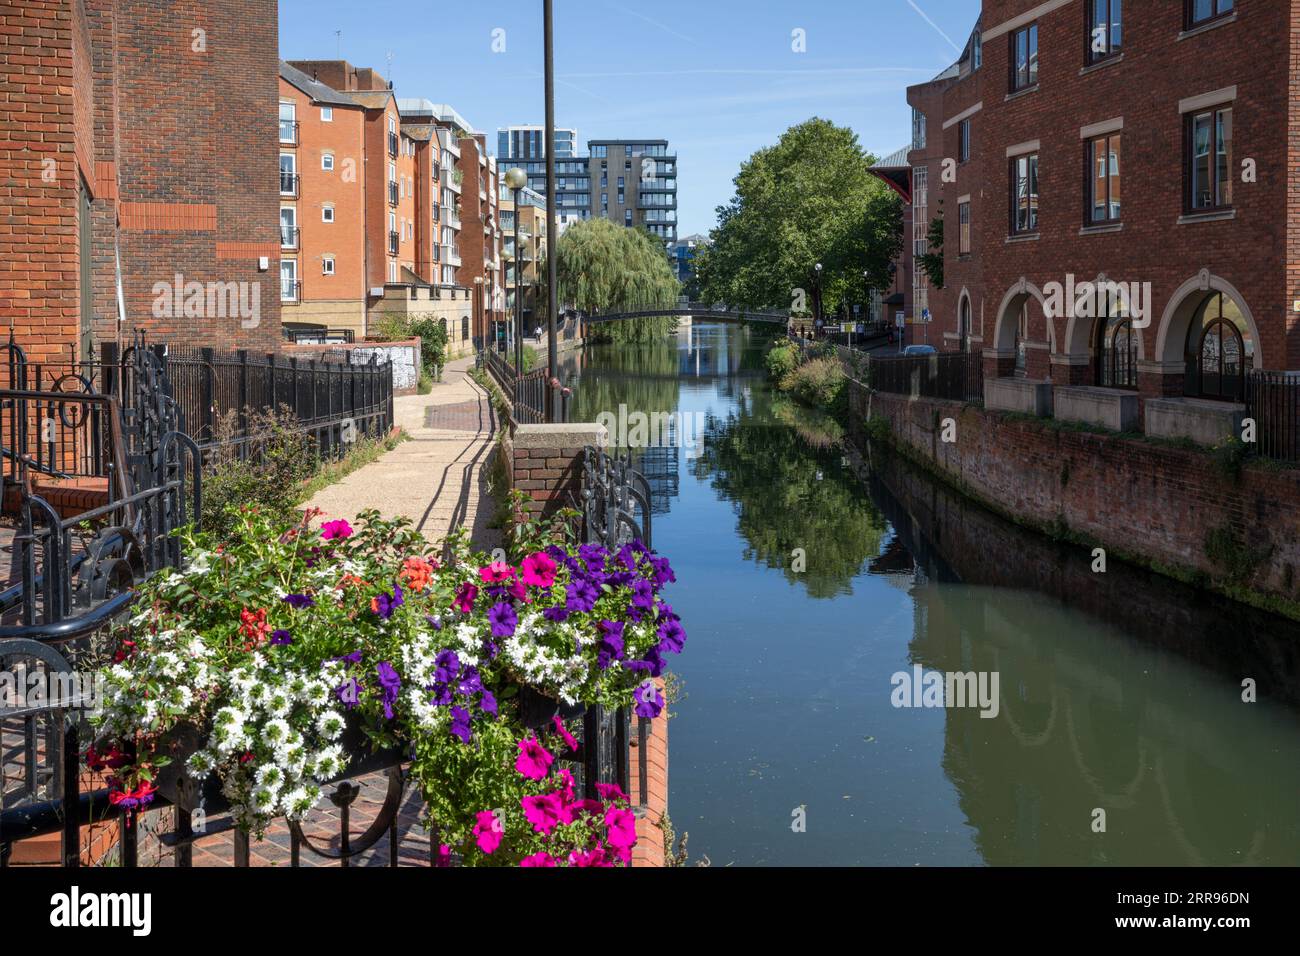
[279,0,979,236]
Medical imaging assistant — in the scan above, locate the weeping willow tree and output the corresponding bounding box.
[539,218,681,343]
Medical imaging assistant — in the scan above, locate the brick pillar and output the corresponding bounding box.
[631,684,669,868]
[982,348,1015,381]
[509,423,607,517]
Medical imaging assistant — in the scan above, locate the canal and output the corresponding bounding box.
[561,321,1300,867]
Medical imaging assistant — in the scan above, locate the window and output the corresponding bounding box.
[1094,303,1136,389]
[973,31,982,70]
[625,210,633,226]
[322,256,335,275]
[321,106,333,122]
[958,296,972,351]
[279,153,297,195]
[280,259,297,301]
[278,101,297,142]
[1188,106,1232,211]
[1184,292,1252,400]
[1089,0,1122,63]
[958,119,971,163]
[280,207,296,248]
[322,152,334,172]
[1010,152,1039,234]
[912,108,927,150]
[958,201,971,255]
[1011,24,1039,91]
[322,204,334,223]
[617,176,625,188]
[1014,302,1028,375]
[1187,0,1233,29]
[1088,133,1121,223]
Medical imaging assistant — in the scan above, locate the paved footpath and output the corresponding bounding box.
[306,355,503,553]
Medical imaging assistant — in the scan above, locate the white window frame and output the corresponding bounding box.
[321,106,333,122]
[322,152,334,172]
[322,204,335,223]
[322,256,335,275]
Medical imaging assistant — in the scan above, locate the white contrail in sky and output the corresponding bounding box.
[906,0,963,53]
[605,2,705,48]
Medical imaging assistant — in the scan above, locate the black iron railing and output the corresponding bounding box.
[477,349,570,425]
[863,350,984,403]
[1246,370,1300,463]
[279,172,299,197]
[578,300,789,325]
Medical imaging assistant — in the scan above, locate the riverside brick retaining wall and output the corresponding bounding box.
[854,382,1300,611]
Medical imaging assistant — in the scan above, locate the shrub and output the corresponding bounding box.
[410,316,450,375]
[766,343,798,382]
[201,405,317,539]
[784,356,846,415]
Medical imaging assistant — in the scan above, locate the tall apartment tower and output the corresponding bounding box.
[587,140,677,245]
[496,125,588,231]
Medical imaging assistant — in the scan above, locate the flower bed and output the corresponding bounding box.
[90,507,685,867]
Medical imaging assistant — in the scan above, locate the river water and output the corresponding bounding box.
[559,322,1300,867]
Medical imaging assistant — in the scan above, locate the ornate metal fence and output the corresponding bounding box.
[477,348,570,425]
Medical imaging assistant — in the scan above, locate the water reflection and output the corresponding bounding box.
[566,322,1300,866]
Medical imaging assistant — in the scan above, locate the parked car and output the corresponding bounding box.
[902,344,938,356]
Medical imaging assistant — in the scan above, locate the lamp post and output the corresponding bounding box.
[543,0,559,420]
[812,262,823,336]
[505,167,528,373]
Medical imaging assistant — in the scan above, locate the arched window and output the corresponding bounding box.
[1184,292,1253,401]
[1093,303,1136,390]
[959,296,972,352]
[1014,301,1028,375]
[461,315,470,342]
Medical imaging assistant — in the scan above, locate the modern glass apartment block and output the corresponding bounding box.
[496,125,588,225]
[586,139,677,245]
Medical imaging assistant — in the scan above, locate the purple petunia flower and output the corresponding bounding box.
[376,661,402,720]
[566,579,599,614]
[335,677,361,710]
[270,629,293,645]
[488,602,518,638]
[458,666,483,696]
[331,650,363,667]
[434,649,460,685]
[449,705,472,744]
[596,620,625,670]
[578,543,609,568]
[648,555,676,589]
[625,644,666,678]
[426,614,444,631]
[657,618,686,655]
[634,680,664,719]
[283,593,314,609]
[479,690,498,717]
[543,605,571,623]
[429,682,454,707]
[372,583,404,621]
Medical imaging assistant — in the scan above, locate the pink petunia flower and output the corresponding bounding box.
[568,847,612,867]
[520,852,556,867]
[552,715,579,752]
[473,810,503,855]
[521,793,564,835]
[595,781,627,803]
[562,798,604,826]
[434,844,452,868]
[604,806,638,864]
[515,736,554,780]
[520,552,558,588]
[453,582,478,614]
[320,519,353,541]
[478,561,516,584]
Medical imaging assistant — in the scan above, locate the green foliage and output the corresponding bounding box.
[765,342,799,382]
[1211,435,1251,481]
[410,316,450,373]
[202,406,317,540]
[691,388,888,598]
[917,212,945,290]
[1204,525,1269,584]
[696,118,904,313]
[538,217,680,344]
[863,415,893,445]
[502,489,582,563]
[369,314,413,343]
[782,356,847,418]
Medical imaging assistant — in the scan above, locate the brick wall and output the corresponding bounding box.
[857,382,1300,611]
[907,1,1296,391]
[506,423,605,518]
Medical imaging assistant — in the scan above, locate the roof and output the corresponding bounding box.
[341,89,394,110]
[401,124,435,142]
[399,99,476,135]
[873,145,910,169]
[279,61,361,107]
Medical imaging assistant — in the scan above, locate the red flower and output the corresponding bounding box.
[238,608,272,649]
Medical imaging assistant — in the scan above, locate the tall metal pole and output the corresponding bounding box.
[544,0,559,421]
[513,187,523,373]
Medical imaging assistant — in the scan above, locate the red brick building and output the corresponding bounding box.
[900,0,1294,440]
[1,0,283,365]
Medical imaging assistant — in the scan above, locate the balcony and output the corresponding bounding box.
[448,174,462,195]
[388,231,400,256]
[387,132,399,157]
[280,172,299,197]
[281,279,301,302]
[446,206,462,229]
[388,181,399,206]
[442,244,461,267]
[278,120,299,145]
[280,225,299,249]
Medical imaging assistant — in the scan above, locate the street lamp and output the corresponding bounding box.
[812,262,823,335]
[505,166,529,373]
[543,0,560,420]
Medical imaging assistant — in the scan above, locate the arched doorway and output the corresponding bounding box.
[1184,292,1253,402]
[958,295,972,352]
[1093,306,1137,390]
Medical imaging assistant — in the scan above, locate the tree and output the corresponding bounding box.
[538,218,681,343]
[697,118,903,315]
[917,210,945,290]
